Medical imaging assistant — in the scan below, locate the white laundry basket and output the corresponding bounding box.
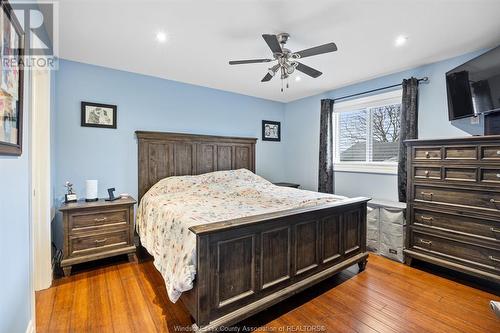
[366,199,406,262]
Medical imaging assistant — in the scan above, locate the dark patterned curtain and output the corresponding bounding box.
[318,99,334,193]
[398,78,419,202]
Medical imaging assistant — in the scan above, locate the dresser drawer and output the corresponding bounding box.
[410,230,500,272]
[413,147,441,160]
[70,229,129,256]
[480,168,500,184]
[414,166,441,180]
[481,145,500,161]
[443,167,477,182]
[413,208,500,241]
[414,185,500,213]
[70,209,128,231]
[443,146,477,160]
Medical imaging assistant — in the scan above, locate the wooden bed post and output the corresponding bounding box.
[195,234,211,327]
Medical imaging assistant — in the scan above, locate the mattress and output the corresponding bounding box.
[136,169,346,302]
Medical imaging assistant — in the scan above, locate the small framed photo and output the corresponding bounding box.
[262,120,281,142]
[81,102,117,129]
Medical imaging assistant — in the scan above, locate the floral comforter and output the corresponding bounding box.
[136,169,346,302]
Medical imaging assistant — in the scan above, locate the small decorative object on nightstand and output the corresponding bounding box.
[64,181,78,203]
[273,182,300,188]
[59,196,136,277]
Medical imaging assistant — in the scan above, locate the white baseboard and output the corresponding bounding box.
[26,320,34,333]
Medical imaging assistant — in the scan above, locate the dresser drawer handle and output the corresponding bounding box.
[94,217,108,222]
[425,152,430,158]
[496,150,500,155]
[94,238,108,244]
[419,239,432,245]
[420,192,433,199]
[491,227,500,233]
[490,199,499,205]
[490,256,500,263]
[497,174,500,178]
[425,171,430,177]
[420,216,433,222]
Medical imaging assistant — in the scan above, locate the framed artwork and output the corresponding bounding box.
[81,102,117,129]
[0,1,24,156]
[262,120,281,142]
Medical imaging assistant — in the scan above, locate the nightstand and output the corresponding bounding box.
[273,182,300,188]
[59,197,137,276]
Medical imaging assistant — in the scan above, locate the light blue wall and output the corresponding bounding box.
[283,50,487,201]
[0,78,32,333]
[54,60,286,203]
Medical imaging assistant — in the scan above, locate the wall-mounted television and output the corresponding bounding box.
[446,45,500,121]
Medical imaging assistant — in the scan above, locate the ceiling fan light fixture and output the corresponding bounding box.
[156,31,167,43]
[395,35,408,47]
[228,32,337,92]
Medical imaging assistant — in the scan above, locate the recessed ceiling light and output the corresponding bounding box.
[395,35,408,47]
[156,31,167,43]
[295,76,302,82]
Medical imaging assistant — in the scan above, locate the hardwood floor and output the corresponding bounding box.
[36,253,499,333]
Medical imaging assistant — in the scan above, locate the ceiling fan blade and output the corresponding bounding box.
[294,42,337,59]
[261,64,280,82]
[261,73,273,82]
[295,62,322,78]
[229,59,272,65]
[262,34,282,54]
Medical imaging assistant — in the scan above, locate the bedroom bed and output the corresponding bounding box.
[136,131,369,332]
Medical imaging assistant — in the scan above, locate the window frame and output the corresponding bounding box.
[333,89,402,175]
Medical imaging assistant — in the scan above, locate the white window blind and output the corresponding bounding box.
[334,90,402,174]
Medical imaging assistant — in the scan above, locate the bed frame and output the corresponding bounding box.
[136,131,369,332]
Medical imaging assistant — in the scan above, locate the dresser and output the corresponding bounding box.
[404,136,500,284]
[59,197,136,276]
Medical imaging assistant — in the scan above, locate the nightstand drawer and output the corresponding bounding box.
[71,209,128,231]
[70,229,129,256]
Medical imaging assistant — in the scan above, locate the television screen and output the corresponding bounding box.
[446,45,500,120]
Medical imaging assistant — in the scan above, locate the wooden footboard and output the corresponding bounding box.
[181,197,370,332]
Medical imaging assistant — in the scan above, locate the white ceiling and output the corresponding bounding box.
[58,0,500,102]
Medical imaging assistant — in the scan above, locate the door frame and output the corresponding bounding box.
[31,67,52,292]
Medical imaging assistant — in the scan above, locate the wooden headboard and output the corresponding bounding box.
[136,131,257,200]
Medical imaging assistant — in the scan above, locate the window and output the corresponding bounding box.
[334,90,402,174]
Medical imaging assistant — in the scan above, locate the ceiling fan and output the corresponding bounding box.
[229,33,338,91]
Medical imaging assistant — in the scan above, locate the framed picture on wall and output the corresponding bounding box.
[0,1,24,156]
[262,120,281,142]
[81,102,117,129]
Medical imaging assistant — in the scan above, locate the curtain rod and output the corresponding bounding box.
[332,77,429,102]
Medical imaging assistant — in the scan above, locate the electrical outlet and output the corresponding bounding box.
[470,116,480,125]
